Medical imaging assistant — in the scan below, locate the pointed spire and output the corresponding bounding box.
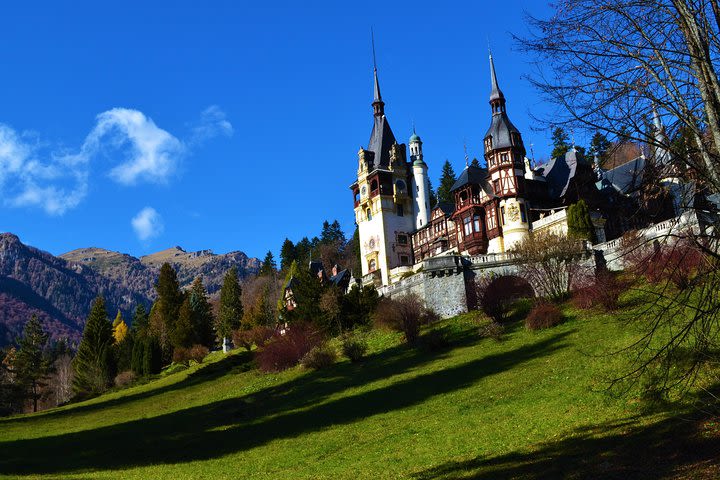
[489,52,505,102]
[488,52,506,114]
[371,28,385,117]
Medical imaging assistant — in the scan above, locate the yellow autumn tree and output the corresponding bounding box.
[112,311,129,344]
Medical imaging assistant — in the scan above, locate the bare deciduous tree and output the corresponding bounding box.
[520,1,720,399]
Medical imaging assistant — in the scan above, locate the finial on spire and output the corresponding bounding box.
[371,27,377,72]
[370,28,385,117]
[463,139,469,167]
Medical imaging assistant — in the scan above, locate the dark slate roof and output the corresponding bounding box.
[329,269,351,291]
[535,149,589,199]
[368,115,397,170]
[309,260,328,282]
[284,276,298,291]
[450,165,492,193]
[436,201,455,216]
[600,156,645,195]
[483,112,521,150]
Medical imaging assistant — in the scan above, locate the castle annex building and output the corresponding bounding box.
[351,53,684,287]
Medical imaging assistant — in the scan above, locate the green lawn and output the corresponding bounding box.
[0,302,717,479]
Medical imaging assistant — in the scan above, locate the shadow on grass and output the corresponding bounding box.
[4,349,256,424]
[410,410,720,479]
[0,330,572,475]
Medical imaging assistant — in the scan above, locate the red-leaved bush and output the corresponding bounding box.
[476,275,534,323]
[572,271,625,311]
[172,344,210,365]
[374,294,437,345]
[643,243,707,290]
[232,326,275,351]
[525,302,563,330]
[255,323,323,372]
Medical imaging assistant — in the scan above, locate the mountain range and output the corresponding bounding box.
[0,233,260,346]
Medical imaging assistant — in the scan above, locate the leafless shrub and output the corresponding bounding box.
[513,232,589,301]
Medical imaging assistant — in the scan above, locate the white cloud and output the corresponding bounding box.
[0,106,231,215]
[0,124,88,215]
[131,207,164,241]
[189,105,234,145]
[85,108,185,185]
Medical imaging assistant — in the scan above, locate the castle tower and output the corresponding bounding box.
[350,55,416,286]
[482,53,530,252]
[410,129,430,229]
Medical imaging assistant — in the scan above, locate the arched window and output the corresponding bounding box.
[353,189,360,204]
[366,209,372,221]
[369,259,377,272]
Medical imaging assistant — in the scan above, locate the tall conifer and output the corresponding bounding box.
[73,297,114,396]
[437,160,457,204]
[15,315,50,412]
[217,267,243,350]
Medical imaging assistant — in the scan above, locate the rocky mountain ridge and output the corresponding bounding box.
[0,233,260,346]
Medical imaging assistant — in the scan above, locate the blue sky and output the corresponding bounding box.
[0,1,559,260]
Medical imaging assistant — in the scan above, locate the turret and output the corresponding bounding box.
[410,129,430,228]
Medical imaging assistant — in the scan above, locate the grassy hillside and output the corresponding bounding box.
[0,304,718,479]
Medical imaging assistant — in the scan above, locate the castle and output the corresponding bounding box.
[351,53,689,288]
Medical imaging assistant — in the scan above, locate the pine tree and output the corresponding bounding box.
[285,263,324,325]
[112,311,129,344]
[73,297,115,396]
[567,200,596,242]
[130,339,144,376]
[154,263,184,358]
[320,220,346,245]
[437,160,457,204]
[427,177,438,208]
[188,277,215,348]
[589,131,612,167]
[259,251,277,277]
[131,304,149,334]
[217,267,243,350]
[279,238,296,272]
[551,127,571,158]
[295,237,312,264]
[14,315,50,412]
[351,226,361,275]
[172,297,195,349]
[142,336,162,375]
[115,329,134,373]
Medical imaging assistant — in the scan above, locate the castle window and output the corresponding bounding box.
[395,180,406,194]
[494,179,500,194]
[397,204,404,216]
[398,234,408,245]
[501,206,506,225]
[369,259,377,272]
[370,179,378,194]
[473,214,481,232]
[463,216,472,236]
[366,208,372,221]
[400,255,410,265]
[520,203,527,223]
[501,153,509,164]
